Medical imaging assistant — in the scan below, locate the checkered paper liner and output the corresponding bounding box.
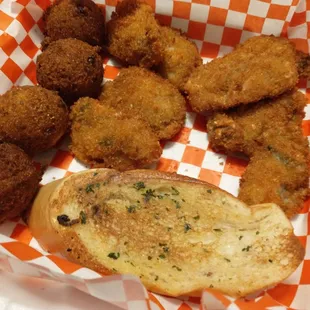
[0,0,309,309]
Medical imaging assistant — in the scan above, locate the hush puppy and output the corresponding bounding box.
[0,143,41,223]
[99,67,186,140]
[106,0,162,68]
[0,86,69,154]
[43,0,105,46]
[70,98,162,171]
[37,38,103,103]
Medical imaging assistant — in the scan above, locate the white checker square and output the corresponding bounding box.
[185,112,196,128]
[282,260,304,284]
[31,256,64,273]
[155,0,173,16]
[15,73,33,87]
[219,45,233,56]
[9,257,42,277]
[192,39,202,54]
[105,5,115,22]
[291,213,308,236]
[9,46,31,70]
[0,0,23,18]
[210,0,229,9]
[304,105,310,120]
[171,17,189,33]
[307,11,310,22]
[190,3,209,22]
[271,0,292,4]
[248,0,270,18]
[68,158,90,173]
[28,24,44,47]
[177,163,201,179]
[0,71,13,95]
[188,129,209,150]
[128,301,149,310]
[72,268,101,280]
[219,173,240,197]
[41,166,67,185]
[95,0,106,3]
[225,11,246,29]
[0,221,16,238]
[0,48,9,67]
[5,20,27,44]
[306,236,310,259]
[287,24,307,39]
[86,280,126,302]
[286,5,296,22]
[261,18,285,36]
[202,151,227,172]
[295,0,306,13]
[202,57,213,64]
[290,285,310,310]
[29,238,49,255]
[227,304,240,310]
[26,1,43,22]
[204,24,224,44]
[240,30,259,43]
[162,142,186,161]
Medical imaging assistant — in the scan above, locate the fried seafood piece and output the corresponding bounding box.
[157,26,202,91]
[99,67,186,140]
[207,90,309,218]
[37,38,103,104]
[0,143,42,223]
[0,86,69,154]
[106,0,163,68]
[296,50,310,79]
[43,0,105,46]
[184,36,298,113]
[70,98,162,170]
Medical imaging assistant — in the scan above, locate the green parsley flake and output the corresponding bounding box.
[184,223,191,233]
[172,265,182,271]
[171,187,179,195]
[242,246,252,252]
[172,199,181,209]
[79,211,87,224]
[163,246,169,253]
[224,258,231,262]
[193,215,200,220]
[207,189,212,194]
[85,184,95,193]
[158,254,166,259]
[142,189,156,202]
[108,252,120,260]
[126,205,137,213]
[269,259,273,263]
[133,182,145,190]
[213,228,222,232]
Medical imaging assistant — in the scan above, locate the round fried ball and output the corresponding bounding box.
[37,38,103,103]
[44,0,105,46]
[0,86,69,154]
[0,143,41,223]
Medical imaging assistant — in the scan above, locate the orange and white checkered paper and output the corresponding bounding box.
[0,0,310,309]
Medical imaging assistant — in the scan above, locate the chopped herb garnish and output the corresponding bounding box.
[134,182,145,190]
[159,254,166,259]
[209,284,214,288]
[80,211,87,224]
[167,227,172,231]
[67,248,72,252]
[256,231,259,235]
[154,213,160,220]
[239,236,243,240]
[242,246,252,252]
[95,183,100,188]
[112,268,117,272]
[157,194,164,199]
[93,172,98,176]
[269,259,273,263]
[108,252,120,260]
[126,205,137,213]
[172,265,182,271]
[182,198,186,202]
[184,223,192,233]
[213,228,222,232]
[172,199,181,209]
[171,187,179,195]
[166,207,170,211]
[159,243,167,246]
[124,241,128,245]
[224,258,231,262]
[57,214,79,227]
[193,215,200,220]
[267,145,273,151]
[155,275,159,281]
[143,189,156,202]
[85,184,95,193]
[207,189,212,194]
[148,256,152,260]
[163,246,169,253]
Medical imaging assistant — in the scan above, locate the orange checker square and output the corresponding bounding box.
[187,21,206,41]
[290,38,308,54]
[181,146,205,166]
[207,7,228,26]
[244,15,265,33]
[24,61,37,84]
[156,158,179,173]
[10,223,33,245]
[1,241,43,261]
[223,155,248,177]
[172,1,191,20]
[178,303,192,310]
[229,0,250,13]
[171,127,191,144]
[290,11,306,27]
[267,4,290,20]
[267,283,298,307]
[105,0,117,6]
[302,119,310,136]
[297,235,307,248]
[16,0,31,6]
[16,9,36,32]
[281,21,290,38]
[300,260,310,284]
[148,293,165,310]
[193,114,207,132]
[20,35,39,59]
[155,14,172,26]
[234,293,283,309]
[50,150,74,170]
[0,11,14,31]
[198,168,221,186]
[192,0,210,4]
[1,58,23,83]
[201,41,220,58]
[65,171,74,177]
[221,27,242,47]
[299,197,310,214]
[47,254,81,274]
[104,65,120,80]
[0,33,18,56]
[34,0,51,11]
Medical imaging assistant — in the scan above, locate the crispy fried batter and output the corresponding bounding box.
[70,98,162,170]
[37,38,103,104]
[106,0,162,68]
[43,0,105,46]
[0,143,41,223]
[99,67,186,140]
[207,90,309,218]
[157,26,202,91]
[296,50,310,79]
[185,36,298,113]
[0,86,69,154]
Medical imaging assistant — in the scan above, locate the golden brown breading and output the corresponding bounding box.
[185,36,298,113]
[157,26,202,91]
[0,143,42,223]
[70,98,162,171]
[43,0,105,46]
[0,86,69,154]
[207,90,309,218]
[99,67,186,140]
[296,50,310,79]
[106,0,162,68]
[37,38,103,104]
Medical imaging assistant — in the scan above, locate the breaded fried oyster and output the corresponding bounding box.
[70,98,162,170]
[37,38,103,103]
[0,86,68,154]
[43,0,105,46]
